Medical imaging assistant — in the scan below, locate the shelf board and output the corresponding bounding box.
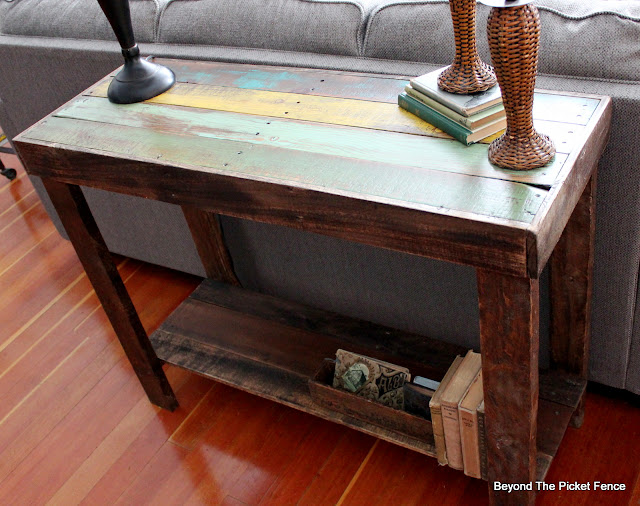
[150,279,585,480]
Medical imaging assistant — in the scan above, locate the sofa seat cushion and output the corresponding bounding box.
[363,0,640,82]
[0,0,163,43]
[158,0,385,57]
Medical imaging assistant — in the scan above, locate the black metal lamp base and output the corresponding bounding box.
[107,45,175,104]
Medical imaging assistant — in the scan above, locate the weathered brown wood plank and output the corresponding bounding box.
[40,179,177,410]
[151,328,438,457]
[477,270,539,505]
[181,206,239,285]
[549,175,596,427]
[190,279,467,376]
[16,141,532,277]
[149,278,577,485]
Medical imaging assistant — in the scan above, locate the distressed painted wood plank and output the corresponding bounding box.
[55,96,570,184]
[97,59,600,126]
[103,59,600,125]
[22,117,547,224]
[157,59,410,103]
[477,271,539,505]
[88,80,454,138]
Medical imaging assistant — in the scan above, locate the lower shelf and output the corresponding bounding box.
[150,279,586,481]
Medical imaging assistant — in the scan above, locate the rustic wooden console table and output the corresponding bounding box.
[14,59,611,504]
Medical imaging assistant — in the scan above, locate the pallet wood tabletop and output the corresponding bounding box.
[14,58,611,278]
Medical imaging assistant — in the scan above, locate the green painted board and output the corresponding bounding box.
[24,116,546,224]
[57,96,566,187]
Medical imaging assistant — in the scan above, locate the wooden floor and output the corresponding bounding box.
[1,151,640,506]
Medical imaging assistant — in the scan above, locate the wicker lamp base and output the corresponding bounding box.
[439,0,496,94]
[438,61,496,94]
[488,131,555,170]
[484,0,555,170]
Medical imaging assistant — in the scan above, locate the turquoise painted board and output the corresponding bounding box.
[24,116,546,224]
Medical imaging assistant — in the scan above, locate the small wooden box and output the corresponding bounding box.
[308,359,433,440]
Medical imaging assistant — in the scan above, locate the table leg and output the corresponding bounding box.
[181,205,240,285]
[42,179,178,411]
[477,270,539,505]
[550,175,596,428]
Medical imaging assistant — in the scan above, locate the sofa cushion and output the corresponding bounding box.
[158,0,384,57]
[0,0,163,43]
[363,0,640,81]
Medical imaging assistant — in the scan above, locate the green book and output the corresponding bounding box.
[398,93,506,146]
[410,67,502,117]
[405,85,504,130]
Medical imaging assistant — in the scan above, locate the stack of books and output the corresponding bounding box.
[399,67,506,146]
[429,350,488,480]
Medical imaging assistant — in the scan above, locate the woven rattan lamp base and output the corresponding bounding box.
[438,61,496,94]
[484,0,555,170]
[438,0,496,94]
[489,132,555,170]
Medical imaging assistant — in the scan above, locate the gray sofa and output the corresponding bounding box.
[1,0,640,393]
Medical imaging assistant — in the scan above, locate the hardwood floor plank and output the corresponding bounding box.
[257,419,347,505]
[0,334,126,485]
[114,441,191,505]
[0,232,85,347]
[297,430,375,506]
[116,386,262,504]
[0,259,197,489]
[46,366,192,506]
[169,382,227,450]
[81,373,213,505]
[340,440,476,505]
[0,207,56,277]
[217,408,315,505]
[0,353,144,505]
[538,393,640,506]
[156,392,282,505]
[0,260,137,413]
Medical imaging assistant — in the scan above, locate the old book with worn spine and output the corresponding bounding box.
[333,349,410,409]
[398,93,506,146]
[410,67,503,116]
[404,85,505,130]
[477,400,487,481]
[429,355,463,465]
[440,350,482,470]
[459,370,484,478]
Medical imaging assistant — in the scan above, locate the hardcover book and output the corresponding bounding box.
[410,67,502,117]
[429,355,463,466]
[459,370,484,479]
[404,85,505,130]
[439,350,482,470]
[333,349,410,409]
[398,93,506,145]
[477,400,488,481]
[403,382,435,420]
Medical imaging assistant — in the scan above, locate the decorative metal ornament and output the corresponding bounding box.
[482,0,555,170]
[438,0,497,94]
[97,0,175,104]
